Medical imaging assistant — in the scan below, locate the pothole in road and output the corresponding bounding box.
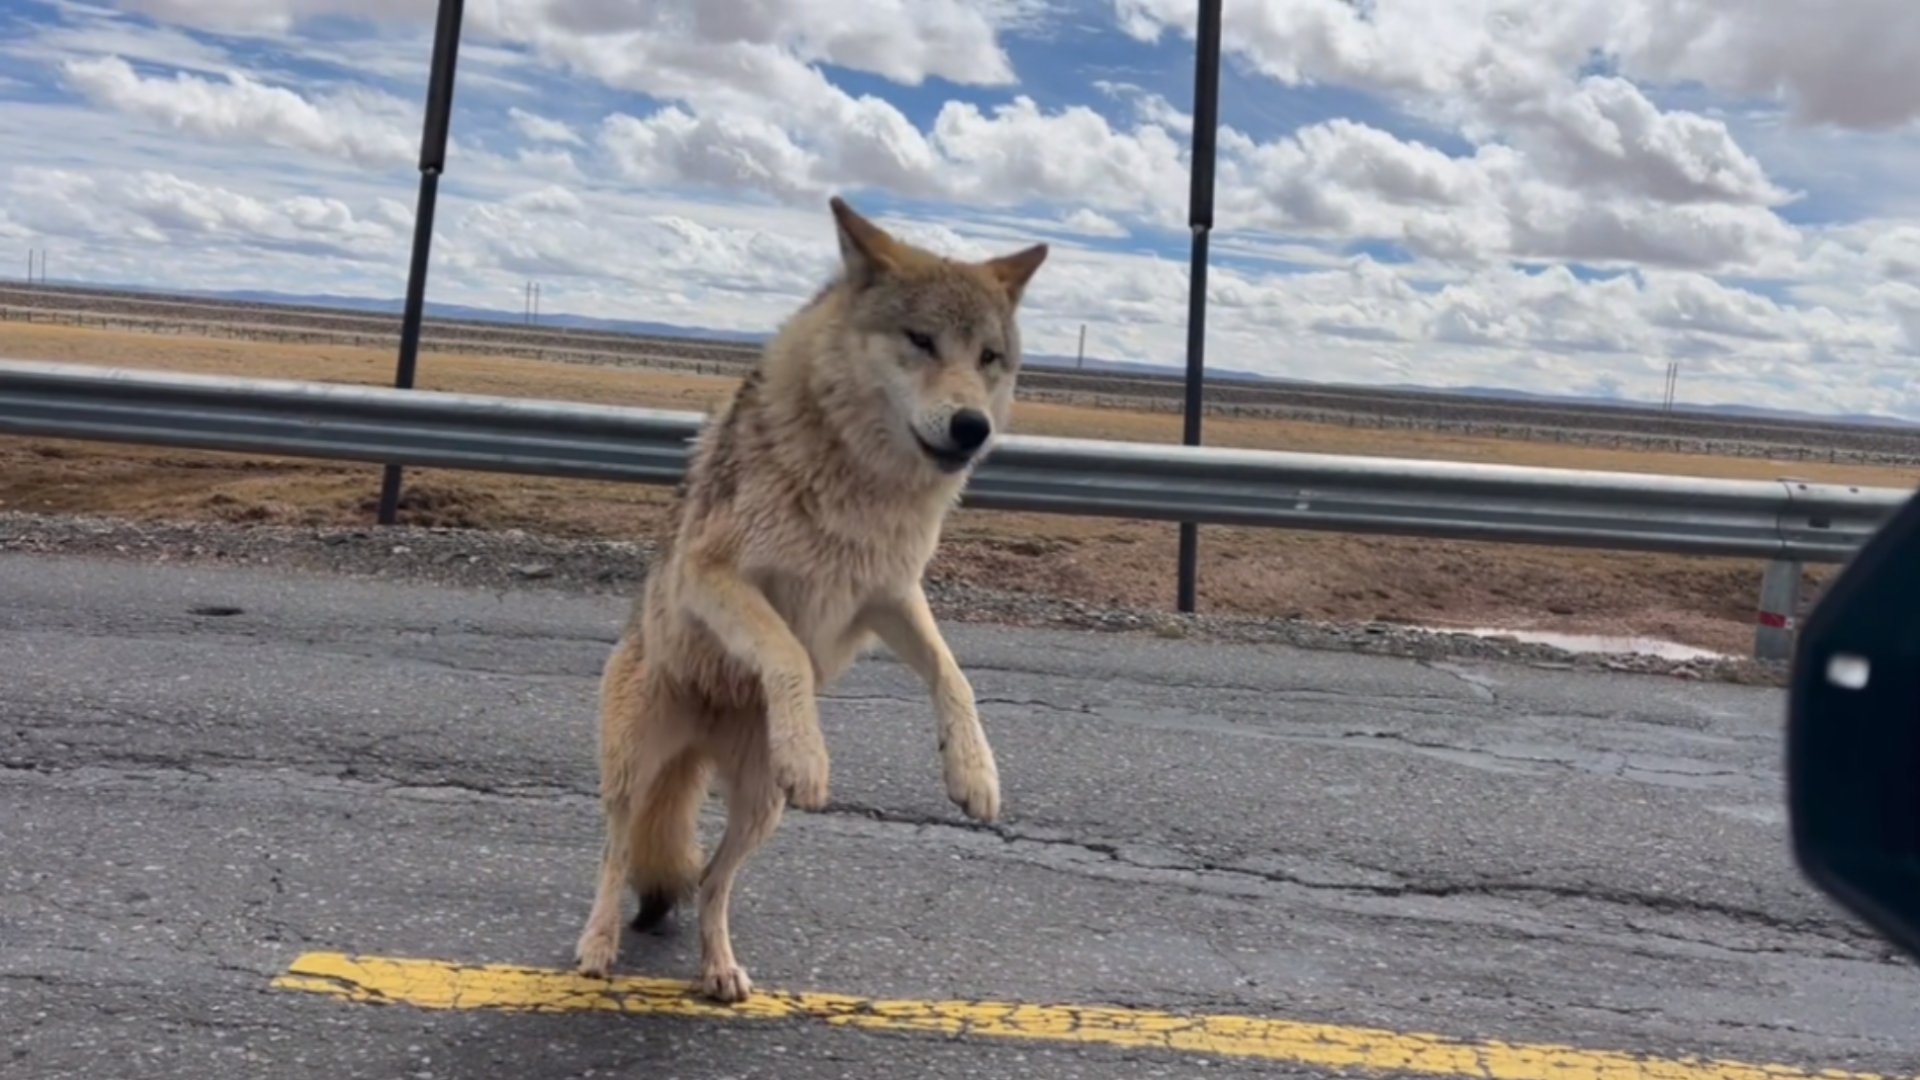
[188,605,246,617]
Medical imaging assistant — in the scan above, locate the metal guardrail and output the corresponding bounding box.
[1,358,1912,659]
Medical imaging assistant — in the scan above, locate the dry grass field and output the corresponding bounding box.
[6,320,1917,657]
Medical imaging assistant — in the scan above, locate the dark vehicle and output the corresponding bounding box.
[1788,482,1920,962]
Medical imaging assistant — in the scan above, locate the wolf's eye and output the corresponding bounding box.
[980,348,1004,369]
[904,330,937,355]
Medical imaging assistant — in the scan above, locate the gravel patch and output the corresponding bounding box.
[0,510,1790,688]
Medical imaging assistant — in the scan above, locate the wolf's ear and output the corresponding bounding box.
[983,243,1049,305]
[829,196,899,288]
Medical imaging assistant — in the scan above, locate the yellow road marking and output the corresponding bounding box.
[273,950,1906,1080]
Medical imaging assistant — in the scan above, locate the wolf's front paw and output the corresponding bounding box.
[772,732,830,811]
[944,738,1000,822]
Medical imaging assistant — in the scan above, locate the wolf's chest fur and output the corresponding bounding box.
[750,461,953,664]
[644,363,961,708]
[648,494,948,712]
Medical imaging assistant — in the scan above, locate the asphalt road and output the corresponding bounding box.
[2,552,1916,1079]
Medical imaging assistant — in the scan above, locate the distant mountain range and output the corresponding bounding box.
[69,281,1920,430]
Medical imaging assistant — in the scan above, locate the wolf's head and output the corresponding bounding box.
[819,196,1048,478]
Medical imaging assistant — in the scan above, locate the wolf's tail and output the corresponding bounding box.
[626,747,711,930]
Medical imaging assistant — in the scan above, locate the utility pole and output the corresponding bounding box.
[375,0,467,527]
[1076,323,1087,369]
[1174,0,1223,615]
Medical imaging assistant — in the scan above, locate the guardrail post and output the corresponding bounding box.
[1754,558,1802,662]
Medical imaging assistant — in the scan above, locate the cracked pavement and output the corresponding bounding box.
[2,551,1917,1078]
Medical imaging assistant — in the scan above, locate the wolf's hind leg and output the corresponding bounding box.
[694,717,786,1003]
[574,640,695,976]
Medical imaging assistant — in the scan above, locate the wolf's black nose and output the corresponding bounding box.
[948,409,992,451]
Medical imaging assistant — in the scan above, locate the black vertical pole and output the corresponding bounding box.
[377,0,466,526]
[1176,0,1224,613]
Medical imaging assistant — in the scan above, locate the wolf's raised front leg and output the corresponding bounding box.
[861,584,1000,822]
[682,557,830,810]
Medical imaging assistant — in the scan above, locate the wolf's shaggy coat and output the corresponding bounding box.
[572,196,1049,1002]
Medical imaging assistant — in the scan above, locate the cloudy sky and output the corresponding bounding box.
[3,1,1920,420]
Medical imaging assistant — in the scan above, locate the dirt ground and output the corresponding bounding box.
[6,322,1916,657]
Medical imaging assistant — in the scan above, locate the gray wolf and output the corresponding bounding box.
[572,195,1049,1003]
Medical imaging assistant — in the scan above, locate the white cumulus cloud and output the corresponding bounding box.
[507,106,584,146]
[59,54,419,171]
[0,0,1915,421]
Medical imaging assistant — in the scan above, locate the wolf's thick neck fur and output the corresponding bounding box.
[684,272,968,536]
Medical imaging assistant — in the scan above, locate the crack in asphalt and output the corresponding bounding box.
[1334,729,1755,782]
[1,937,289,985]
[1,690,1853,971]
[6,756,1816,943]
[813,802,1877,948]
[844,700,1758,786]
